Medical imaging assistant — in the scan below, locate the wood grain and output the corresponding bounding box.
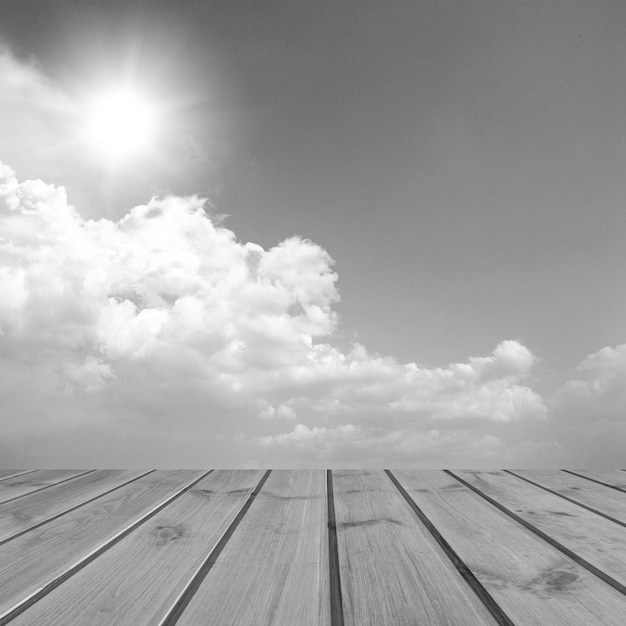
[0,470,92,504]
[0,470,151,543]
[0,470,206,621]
[452,470,626,590]
[392,470,626,626]
[176,470,331,626]
[9,470,265,626]
[332,470,498,626]
[563,470,626,491]
[0,471,35,481]
[509,470,626,524]
[2,470,625,625]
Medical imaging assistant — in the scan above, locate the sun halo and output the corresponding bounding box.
[84,85,160,163]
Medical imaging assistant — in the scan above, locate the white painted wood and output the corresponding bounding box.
[393,470,626,626]
[177,470,330,626]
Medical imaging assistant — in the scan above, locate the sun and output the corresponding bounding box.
[84,85,160,162]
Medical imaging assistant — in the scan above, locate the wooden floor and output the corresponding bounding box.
[0,469,625,625]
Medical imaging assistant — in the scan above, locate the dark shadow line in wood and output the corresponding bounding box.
[0,470,97,506]
[0,470,39,483]
[561,470,626,493]
[326,470,345,626]
[385,470,515,626]
[158,470,272,626]
[0,470,214,626]
[446,470,626,597]
[0,470,156,548]
[504,470,626,528]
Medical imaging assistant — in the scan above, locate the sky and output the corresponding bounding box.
[0,0,625,467]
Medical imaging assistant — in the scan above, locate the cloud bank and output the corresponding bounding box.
[0,46,623,467]
[0,162,559,466]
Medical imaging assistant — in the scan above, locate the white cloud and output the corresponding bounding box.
[2,44,623,468]
[259,403,298,421]
[2,153,622,468]
[558,344,626,396]
[0,161,551,466]
[255,423,506,468]
[543,344,626,467]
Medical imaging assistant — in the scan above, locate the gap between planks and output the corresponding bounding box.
[385,470,514,626]
[158,470,272,626]
[0,471,214,625]
[446,470,626,597]
[0,470,155,548]
[504,470,626,528]
[4,470,624,625]
[562,470,626,493]
[326,470,345,626]
[0,471,39,483]
[0,470,96,506]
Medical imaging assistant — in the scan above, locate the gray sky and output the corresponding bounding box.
[0,1,625,467]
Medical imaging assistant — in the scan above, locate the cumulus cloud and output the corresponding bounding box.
[1,44,622,468]
[3,43,624,469]
[557,344,626,397]
[544,344,626,467]
[0,161,552,466]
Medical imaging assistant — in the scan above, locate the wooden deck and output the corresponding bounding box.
[0,469,624,625]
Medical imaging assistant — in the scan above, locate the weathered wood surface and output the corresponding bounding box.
[509,469,626,524]
[452,470,626,589]
[392,470,626,626]
[563,469,626,491]
[0,470,92,505]
[0,471,35,481]
[177,470,330,626]
[333,470,497,625]
[0,470,206,622]
[8,470,265,626]
[0,470,151,544]
[0,469,625,626]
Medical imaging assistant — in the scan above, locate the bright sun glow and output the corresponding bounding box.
[85,86,159,162]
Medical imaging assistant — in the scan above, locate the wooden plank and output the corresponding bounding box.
[510,470,626,524]
[392,470,626,626]
[175,470,331,626]
[453,470,626,590]
[0,470,151,543]
[0,471,35,481]
[331,470,498,625]
[9,470,266,626]
[0,470,206,621]
[563,470,626,491]
[0,470,92,504]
